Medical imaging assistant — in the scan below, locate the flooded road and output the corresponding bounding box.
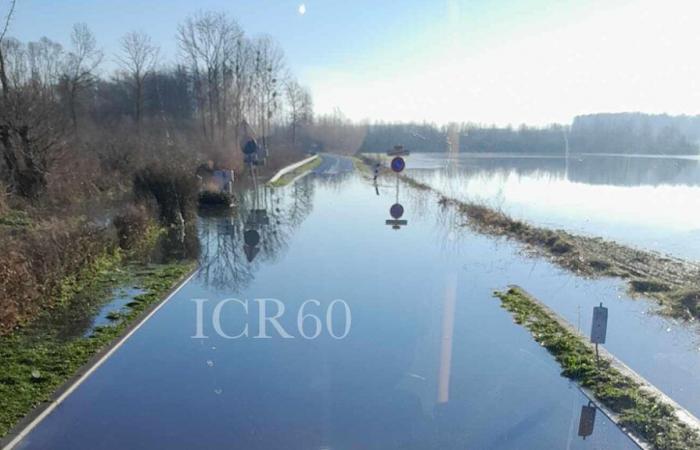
[14,157,699,449]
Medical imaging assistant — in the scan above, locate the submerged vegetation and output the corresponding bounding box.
[268,156,321,187]
[358,154,700,322]
[494,287,700,450]
[445,195,700,321]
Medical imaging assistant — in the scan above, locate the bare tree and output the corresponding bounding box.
[0,37,66,198]
[0,0,17,97]
[61,23,102,131]
[250,36,284,152]
[116,31,159,127]
[284,79,312,147]
[27,37,64,91]
[177,11,242,144]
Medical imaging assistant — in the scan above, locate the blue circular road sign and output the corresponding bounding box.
[390,203,404,219]
[391,156,405,173]
[242,139,258,155]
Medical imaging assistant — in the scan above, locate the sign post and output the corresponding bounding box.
[590,302,608,363]
[384,145,409,229]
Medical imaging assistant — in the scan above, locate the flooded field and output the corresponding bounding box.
[408,153,700,261]
[12,161,700,449]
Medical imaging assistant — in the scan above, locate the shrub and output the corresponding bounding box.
[133,163,198,225]
[113,204,151,251]
[0,219,115,334]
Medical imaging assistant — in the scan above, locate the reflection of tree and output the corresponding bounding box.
[196,179,315,292]
[415,154,700,187]
[197,216,254,292]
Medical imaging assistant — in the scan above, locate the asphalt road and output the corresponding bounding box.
[312,153,354,176]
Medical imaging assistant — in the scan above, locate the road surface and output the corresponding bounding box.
[312,153,354,176]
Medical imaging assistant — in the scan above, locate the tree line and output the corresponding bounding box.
[358,114,700,155]
[0,8,314,201]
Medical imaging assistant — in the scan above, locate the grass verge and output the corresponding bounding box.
[494,286,700,450]
[0,259,195,438]
[268,156,322,187]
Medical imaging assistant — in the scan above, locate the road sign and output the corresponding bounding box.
[242,139,258,155]
[578,402,596,439]
[590,303,608,344]
[390,203,404,219]
[244,245,260,262]
[391,156,405,173]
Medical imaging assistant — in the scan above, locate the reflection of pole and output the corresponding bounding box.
[438,273,457,404]
[395,173,399,204]
[595,343,599,365]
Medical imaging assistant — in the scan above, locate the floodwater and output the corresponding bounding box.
[408,152,700,260]
[13,160,700,449]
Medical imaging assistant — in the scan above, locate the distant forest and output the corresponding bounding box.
[359,113,700,155]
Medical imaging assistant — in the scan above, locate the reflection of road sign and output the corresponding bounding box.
[390,203,404,219]
[590,303,608,344]
[243,229,261,262]
[243,140,258,155]
[244,229,260,247]
[246,209,269,227]
[386,203,407,229]
[244,245,260,262]
[385,219,408,228]
[391,156,405,173]
[578,402,596,439]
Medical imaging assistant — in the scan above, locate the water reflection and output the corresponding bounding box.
[410,152,700,187]
[196,179,315,292]
[16,174,641,450]
[578,401,597,439]
[409,152,700,260]
[384,174,409,230]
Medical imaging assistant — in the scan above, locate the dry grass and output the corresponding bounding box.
[0,219,116,335]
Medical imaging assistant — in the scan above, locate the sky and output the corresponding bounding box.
[5,0,700,125]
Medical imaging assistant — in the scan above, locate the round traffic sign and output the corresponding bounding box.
[244,229,260,246]
[242,139,258,155]
[390,203,404,219]
[390,156,405,173]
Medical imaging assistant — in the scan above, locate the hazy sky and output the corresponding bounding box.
[5,0,700,125]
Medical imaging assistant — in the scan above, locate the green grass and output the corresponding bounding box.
[494,287,700,450]
[0,210,33,229]
[0,261,195,438]
[269,156,322,187]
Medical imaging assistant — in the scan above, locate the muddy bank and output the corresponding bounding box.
[358,155,700,321]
